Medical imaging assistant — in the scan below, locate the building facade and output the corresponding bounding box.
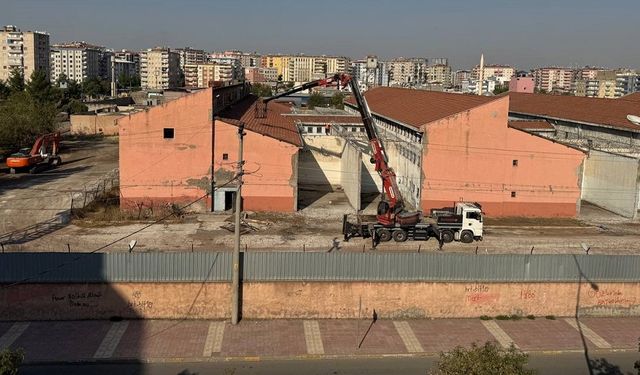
[175,47,206,70]
[387,57,427,86]
[533,67,574,93]
[472,64,515,85]
[50,41,104,83]
[0,25,50,82]
[509,76,534,93]
[114,50,140,76]
[140,47,181,89]
[426,64,452,87]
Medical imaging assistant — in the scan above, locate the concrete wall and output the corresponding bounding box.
[361,153,382,194]
[341,142,362,210]
[70,114,123,136]
[423,96,586,217]
[119,89,213,211]
[2,281,638,320]
[214,120,299,212]
[583,150,640,218]
[298,136,344,190]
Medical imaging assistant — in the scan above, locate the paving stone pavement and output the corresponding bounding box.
[0,317,638,363]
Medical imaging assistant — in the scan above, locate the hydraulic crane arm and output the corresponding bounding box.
[256,74,419,226]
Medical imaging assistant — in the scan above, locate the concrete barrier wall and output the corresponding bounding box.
[298,136,344,189]
[583,150,640,218]
[70,114,123,136]
[341,142,362,210]
[2,281,638,321]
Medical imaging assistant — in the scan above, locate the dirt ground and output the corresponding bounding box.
[4,187,640,255]
[0,137,119,238]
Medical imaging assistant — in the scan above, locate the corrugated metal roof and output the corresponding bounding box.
[1,253,638,283]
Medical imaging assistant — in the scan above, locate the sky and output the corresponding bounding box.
[3,0,639,70]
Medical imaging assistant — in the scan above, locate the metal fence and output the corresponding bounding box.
[70,168,119,213]
[1,252,639,283]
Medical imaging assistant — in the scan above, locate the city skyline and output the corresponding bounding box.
[2,0,639,70]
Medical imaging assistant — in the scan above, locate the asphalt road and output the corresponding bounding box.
[20,351,640,375]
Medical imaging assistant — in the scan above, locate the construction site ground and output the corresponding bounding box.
[0,138,639,254]
[0,137,119,236]
[2,188,639,254]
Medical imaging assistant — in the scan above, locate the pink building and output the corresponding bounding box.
[118,82,302,213]
[348,88,586,217]
[509,76,534,93]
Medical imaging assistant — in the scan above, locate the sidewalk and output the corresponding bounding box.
[1,317,638,363]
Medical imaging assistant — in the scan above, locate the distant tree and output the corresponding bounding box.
[26,69,60,104]
[251,83,272,97]
[0,80,10,100]
[7,67,24,93]
[0,348,24,375]
[534,88,547,94]
[82,77,108,99]
[66,99,89,114]
[331,92,345,109]
[0,91,58,148]
[493,84,509,95]
[429,342,536,375]
[307,92,326,109]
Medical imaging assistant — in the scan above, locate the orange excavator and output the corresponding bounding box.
[6,132,62,174]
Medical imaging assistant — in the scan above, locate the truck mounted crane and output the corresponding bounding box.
[257,75,484,247]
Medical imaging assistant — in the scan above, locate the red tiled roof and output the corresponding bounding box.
[621,92,640,102]
[216,95,302,147]
[509,92,640,132]
[508,120,555,131]
[345,87,500,129]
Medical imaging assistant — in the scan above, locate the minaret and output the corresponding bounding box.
[477,53,484,95]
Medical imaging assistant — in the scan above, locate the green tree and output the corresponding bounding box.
[251,83,273,97]
[493,84,509,95]
[331,92,345,109]
[429,342,536,375]
[307,92,326,109]
[0,91,58,148]
[82,77,108,98]
[0,348,24,375]
[26,69,60,104]
[7,67,24,93]
[0,80,10,100]
[68,99,88,114]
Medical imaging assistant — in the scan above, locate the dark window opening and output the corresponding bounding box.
[222,153,229,160]
[511,191,517,198]
[163,128,174,139]
[512,159,518,166]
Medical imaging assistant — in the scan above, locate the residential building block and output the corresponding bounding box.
[140,47,181,89]
[0,25,50,82]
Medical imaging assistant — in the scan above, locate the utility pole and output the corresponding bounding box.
[231,122,245,325]
[110,55,116,97]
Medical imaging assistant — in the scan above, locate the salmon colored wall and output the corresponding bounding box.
[422,96,585,217]
[214,120,298,212]
[119,89,213,211]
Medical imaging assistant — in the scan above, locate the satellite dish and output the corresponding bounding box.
[627,114,640,125]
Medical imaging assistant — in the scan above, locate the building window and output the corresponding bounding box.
[222,153,229,160]
[512,159,518,166]
[511,191,517,198]
[163,128,174,139]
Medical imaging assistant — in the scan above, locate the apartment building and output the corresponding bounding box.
[574,70,617,98]
[388,57,427,86]
[214,50,261,68]
[429,57,448,66]
[190,63,243,87]
[261,54,348,83]
[50,41,104,83]
[114,50,140,75]
[472,64,515,85]
[207,57,243,81]
[426,64,452,86]
[615,70,639,97]
[351,56,388,88]
[0,25,50,82]
[140,47,181,89]
[509,76,534,93]
[533,67,574,93]
[175,47,206,70]
[452,70,471,88]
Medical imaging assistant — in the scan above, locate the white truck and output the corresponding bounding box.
[342,202,484,247]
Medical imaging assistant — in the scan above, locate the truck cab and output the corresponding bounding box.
[431,202,483,243]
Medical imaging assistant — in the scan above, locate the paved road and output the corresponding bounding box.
[19,352,640,375]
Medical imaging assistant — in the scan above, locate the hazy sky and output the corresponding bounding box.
[3,0,639,70]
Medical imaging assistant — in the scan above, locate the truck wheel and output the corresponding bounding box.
[460,230,474,244]
[441,230,454,243]
[392,229,408,242]
[377,229,392,242]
